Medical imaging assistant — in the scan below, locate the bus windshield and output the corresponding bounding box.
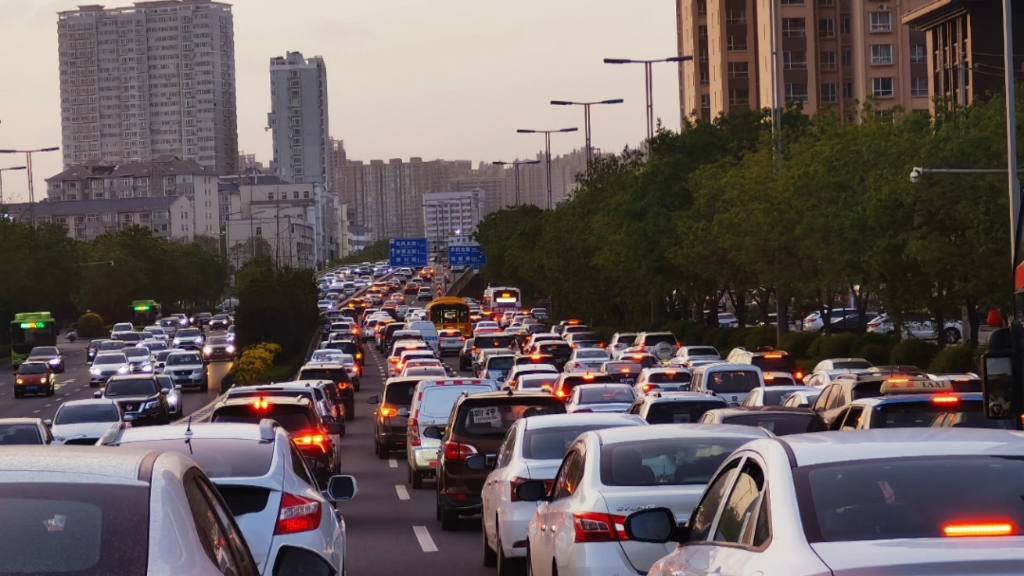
[10,314,59,365]
[429,304,469,324]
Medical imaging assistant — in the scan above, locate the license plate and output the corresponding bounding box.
[619,378,636,385]
[25,386,38,391]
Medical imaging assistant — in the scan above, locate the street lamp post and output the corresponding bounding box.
[493,159,541,206]
[0,147,59,226]
[516,128,578,210]
[0,165,27,205]
[550,100,623,167]
[603,58,691,141]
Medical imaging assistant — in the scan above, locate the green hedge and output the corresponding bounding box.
[77,313,105,338]
[928,345,977,373]
[890,339,940,369]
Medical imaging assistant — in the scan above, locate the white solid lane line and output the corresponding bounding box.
[412,526,438,553]
[389,458,398,468]
[395,485,410,501]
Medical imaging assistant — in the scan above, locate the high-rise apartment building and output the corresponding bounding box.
[678,0,929,122]
[57,0,238,173]
[422,191,485,248]
[268,52,331,188]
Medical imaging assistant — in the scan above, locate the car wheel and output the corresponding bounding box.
[200,378,209,392]
[346,399,355,421]
[47,383,55,397]
[13,390,22,399]
[496,527,521,576]
[943,327,961,344]
[411,469,424,489]
[376,439,389,459]
[483,521,497,567]
[525,547,534,576]
[439,505,458,531]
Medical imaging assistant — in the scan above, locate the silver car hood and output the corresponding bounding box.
[811,538,1024,575]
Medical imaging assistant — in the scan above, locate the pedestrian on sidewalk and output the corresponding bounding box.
[987,307,1005,328]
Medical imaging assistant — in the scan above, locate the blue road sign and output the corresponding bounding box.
[448,244,487,267]
[390,238,429,267]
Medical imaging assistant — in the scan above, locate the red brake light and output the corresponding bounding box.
[582,374,595,380]
[531,354,542,360]
[555,388,568,398]
[932,395,961,404]
[764,374,775,381]
[380,405,399,418]
[794,370,805,381]
[275,493,322,535]
[631,354,643,360]
[294,432,327,452]
[641,384,660,392]
[443,441,478,461]
[943,522,1014,537]
[573,512,628,543]
[764,353,783,359]
[408,417,421,447]
[252,397,269,410]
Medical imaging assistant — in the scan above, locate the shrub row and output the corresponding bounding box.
[77,312,105,337]
[228,342,282,386]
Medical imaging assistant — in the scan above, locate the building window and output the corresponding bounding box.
[870,12,892,32]
[821,83,838,102]
[783,51,807,69]
[727,35,748,51]
[267,192,274,200]
[910,44,926,63]
[699,48,709,63]
[782,18,806,37]
[818,0,834,5]
[726,9,746,23]
[782,0,805,4]
[911,76,928,96]
[819,19,835,38]
[729,89,750,105]
[785,83,809,101]
[303,190,310,199]
[841,17,851,34]
[697,0,707,15]
[700,94,711,109]
[728,62,749,78]
[700,69,710,84]
[820,51,837,70]
[255,226,262,236]
[872,77,895,97]
[844,82,853,98]
[870,44,894,65]
[698,25,708,39]
[842,50,852,66]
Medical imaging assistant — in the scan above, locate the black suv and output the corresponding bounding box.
[98,375,171,425]
[435,391,566,531]
[366,377,420,458]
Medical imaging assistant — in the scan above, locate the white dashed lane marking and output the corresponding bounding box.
[396,485,410,501]
[412,526,438,552]
[389,458,398,468]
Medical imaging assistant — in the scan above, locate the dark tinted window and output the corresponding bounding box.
[156,375,174,391]
[804,456,1024,542]
[600,438,748,486]
[833,360,872,370]
[723,413,827,435]
[686,347,719,357]
[297,368,350,383]
[874,400,1004,429]
[17,363,48,374]
[54,404,120,425]
[29,347,58,357]
[486,356,515,371]
[642,334,677,346]
[604,362,643,373]
[706,370,762,394]
[167,353,202,366]
[851,382,884,400]
[763,389,800,405]
[539,342,571,354]
[212,404,314,432]
[648,371,693,384]
[645,400,725,424]
[384,381,418,406]
[208,337,230,345]
[750,354,797,372]
[0,424,42,445]
[93,354,127,365]
[579,386,636,404]
[454,399,565,438]
[0,483,149,574]
[476,335,516,350]
[98,341,124,351]
[105,378,158,397]
[522,423,638,460]
[121,439,274,478]
[177,329,201,339]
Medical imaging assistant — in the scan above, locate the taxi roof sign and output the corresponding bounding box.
[880,378,952,395]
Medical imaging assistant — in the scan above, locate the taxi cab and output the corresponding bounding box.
[827,378,1011,430]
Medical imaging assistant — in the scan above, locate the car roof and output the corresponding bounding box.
[0,446,157,484]
[58,398,119,408]
[300,362,345,369]
[641,392,727,404]
[777,428,1024,467]
[709,406,816,416]
[592,423,772,445]
[0,418,44,425]
[116,422,271,443]
[521,413,645,430]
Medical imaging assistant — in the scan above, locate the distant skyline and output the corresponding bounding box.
[0,0,679,202]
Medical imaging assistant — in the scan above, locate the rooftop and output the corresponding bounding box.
[3,196,183,217]
[47,156,219,183]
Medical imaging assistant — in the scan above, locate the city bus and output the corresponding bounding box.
[10,312,59,368]
[482,286,522,318]
[425,297,472,337]
[131,300,163,326]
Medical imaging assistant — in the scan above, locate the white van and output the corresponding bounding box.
[405,378,497,488]
[407,320,439,355]
[689,363,766,407]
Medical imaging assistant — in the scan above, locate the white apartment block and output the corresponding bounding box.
[268,52,332,188]
[57,0,238,174]
[423,191,485,247]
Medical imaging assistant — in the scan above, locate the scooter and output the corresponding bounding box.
[66,330,77,342]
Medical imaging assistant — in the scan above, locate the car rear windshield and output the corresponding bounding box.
[605,362,642,373]
[576,350,609,360]
[476,336,516,350]
[833,360,872,370]
[297,368,350,383]
[802,456,1024,542]
[600,438,749,486]
[723,413,826,435]
[560,374,616,392]
[213,404,313,432]
[705,370,761,394]
[539,342,570,354]
[419,387,487,419]
[644,400,725,424]
[105,379,157,397]
[0,483,149,574]
[385,381,418,406]
[686,347,719,358]
[518,375,558,389]
[0,424,42,445]
[55,404,120,425]
[750,355,797,372]
[18,364,47,374]
[167,353,201,366]
[487,356,515,370]
[579,386,636,404]
[454,399,565,438]
[642,334,677,346]
[648,372,692,384]
[763,389,801,405]
[851,382,884,400]
[122,439,274,478]
[523,423,639,460]
[873,400,1000,428]
[98,341,124,350]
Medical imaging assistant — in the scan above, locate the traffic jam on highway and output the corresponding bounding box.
[3,263,1024,576]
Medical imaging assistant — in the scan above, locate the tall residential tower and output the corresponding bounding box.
[267,52,331,188]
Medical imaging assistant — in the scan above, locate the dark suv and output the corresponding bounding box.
[296,363,355,420]
[367,377,420,458]
[98,375,170,425]
[435,391,566,531]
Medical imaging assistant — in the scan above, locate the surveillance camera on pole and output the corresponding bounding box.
[909,168,922,184]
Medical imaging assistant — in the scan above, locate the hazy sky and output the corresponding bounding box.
[0,0,680,202]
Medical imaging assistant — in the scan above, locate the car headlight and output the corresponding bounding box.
[141,363,153,373]
[194,337,203,344]
[203,346,213,355]
[173,339,181,345]
[117,366,130,374]
[226,345,235,353]
[16,379,23,384]
[90,367,101,375]
[40,377,48,384]
[141,400,159,411]
[48,358,61,365]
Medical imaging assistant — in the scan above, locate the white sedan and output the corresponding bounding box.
[518,425,772,576]
[564,349,611,373]
[867,313,963,344]
[475,413,646,574]
[631,428,1024,576]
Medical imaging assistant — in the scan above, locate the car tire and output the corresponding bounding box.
[483,522,497,567]
[411,469,424,489]
[943,327,961,344]
[346,399,355,421]
[200,378,208,392]
[439,505,458,531]
[525,548,534,576]
[376,439,389,459]
[354,379,361,392]
[13,390,22,399]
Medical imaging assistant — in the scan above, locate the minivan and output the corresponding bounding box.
[690,363,765,407]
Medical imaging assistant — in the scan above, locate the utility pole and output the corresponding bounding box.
[0,147,59,225]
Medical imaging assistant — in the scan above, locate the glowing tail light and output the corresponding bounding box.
[408,418,422,447]
[932,395,961,404]
[252,397,269,410]
[442,441,478,461]
[943,523,1014,537]
[794,370,805,381]
[275,493,322,535]
[555,389,568,398]
[641,384,660,393]
[293,432,328,452]
[573,512,629,543]
[380,405,399,418]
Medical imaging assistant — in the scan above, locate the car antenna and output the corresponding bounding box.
[185,416,193,436]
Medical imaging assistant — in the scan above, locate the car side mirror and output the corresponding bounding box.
[326,475,358,502]
[398,407,410,417]
[366,395,380,405]
[514,479,550,502]
[326,422,343,435]
[623,508,688,544]
[159,389,168,395]
[465,454,497,471]
[175,384,182,390]
[422,426,443,439]
[93,391,102,399]
[43,419,53,427]
[271,544,335,576]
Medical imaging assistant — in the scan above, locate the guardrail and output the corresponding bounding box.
[445,267,476,297]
